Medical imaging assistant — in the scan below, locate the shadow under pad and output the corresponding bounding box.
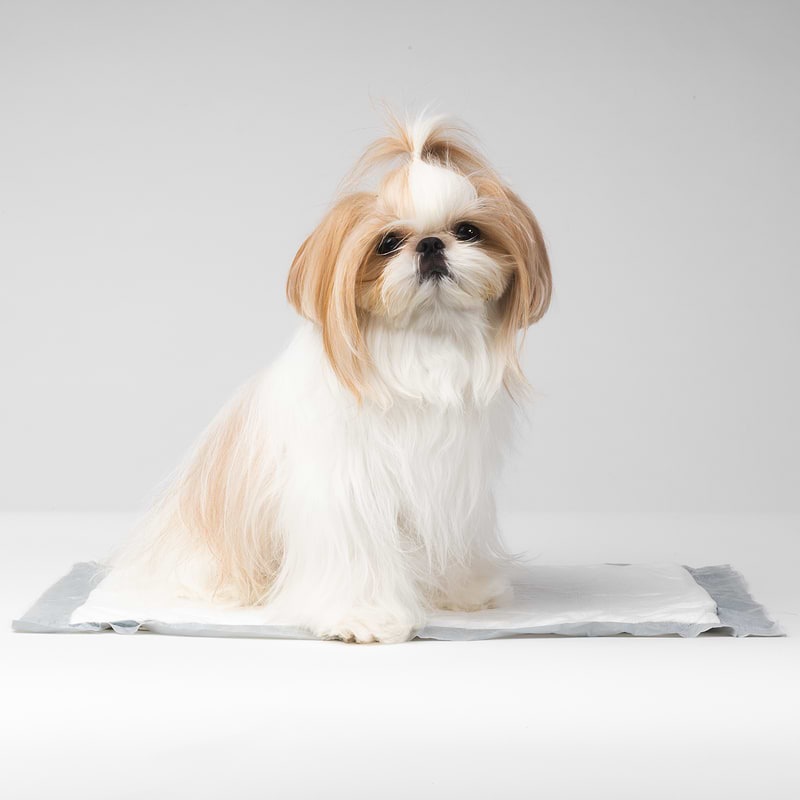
[12,562,783,640]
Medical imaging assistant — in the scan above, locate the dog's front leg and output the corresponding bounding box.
[272,465,423,643]
[433,495,512,612]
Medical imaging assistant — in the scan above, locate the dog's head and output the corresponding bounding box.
[287,114,551,397]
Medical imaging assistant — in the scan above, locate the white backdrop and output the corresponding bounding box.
[1,0,798,513]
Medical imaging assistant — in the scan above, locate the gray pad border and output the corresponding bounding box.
[12,562,784,640]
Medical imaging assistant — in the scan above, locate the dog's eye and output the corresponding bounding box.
[377,232,404,256]
[454,222,481,242]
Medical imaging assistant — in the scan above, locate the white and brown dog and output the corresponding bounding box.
[105,114,551,642]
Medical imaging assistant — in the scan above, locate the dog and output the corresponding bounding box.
[105,113,551,642]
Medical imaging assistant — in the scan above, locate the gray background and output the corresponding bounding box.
[3,7,799,797]
[2,0,798,513]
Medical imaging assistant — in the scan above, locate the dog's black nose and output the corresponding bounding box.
[416,236,445,255]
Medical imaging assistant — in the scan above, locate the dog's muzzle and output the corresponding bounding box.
[417,236,451,282]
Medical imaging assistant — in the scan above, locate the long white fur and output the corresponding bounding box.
[104,118,537,643]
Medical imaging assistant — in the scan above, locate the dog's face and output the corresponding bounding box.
[358,158,521,321]
[287,116,551,395]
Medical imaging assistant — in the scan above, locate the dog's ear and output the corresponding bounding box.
[466,171,551,393]
[495,187,551,392]
[501,188,551,328]
[287,193,374,397]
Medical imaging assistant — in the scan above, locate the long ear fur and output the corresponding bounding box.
[493,185,551,390]
[287,193,374,397]
[503,187,552,326]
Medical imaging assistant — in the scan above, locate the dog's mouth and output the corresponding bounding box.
[418,254,452,283]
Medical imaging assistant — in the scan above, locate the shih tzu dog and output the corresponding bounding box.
[106,114,551,642]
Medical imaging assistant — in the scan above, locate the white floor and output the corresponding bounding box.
[3,512,799,800]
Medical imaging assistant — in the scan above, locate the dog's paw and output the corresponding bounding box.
[317,614,415,644]
[438,573,512,612]
[439,596,499,612]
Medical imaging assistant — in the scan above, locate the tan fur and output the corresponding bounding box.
[134,377,280,604]
[287,193,377,396]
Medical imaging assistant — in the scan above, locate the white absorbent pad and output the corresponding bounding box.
[13,562,782,639]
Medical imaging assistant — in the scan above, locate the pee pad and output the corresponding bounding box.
[13,561,782,639]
